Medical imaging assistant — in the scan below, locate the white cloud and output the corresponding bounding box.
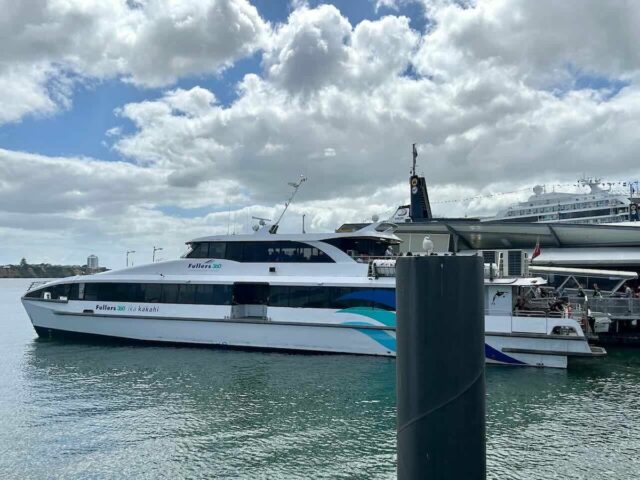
[414,0,640,86]
[0,0,268,123]
[0,64,63,124]
[264,5,351,93]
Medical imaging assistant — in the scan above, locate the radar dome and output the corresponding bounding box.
[372,214,379,222]
[533,185,544,195]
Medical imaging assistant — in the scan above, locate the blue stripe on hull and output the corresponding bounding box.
[484,343,526,365]
[338,308,529,365]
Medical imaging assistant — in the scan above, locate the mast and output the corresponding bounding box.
[269,175,307,234]
[412,143,417,176]
[409,144,433,221]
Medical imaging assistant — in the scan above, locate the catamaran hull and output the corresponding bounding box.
[23,299,599,368]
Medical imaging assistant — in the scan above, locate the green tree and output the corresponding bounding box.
[19,258,28,268]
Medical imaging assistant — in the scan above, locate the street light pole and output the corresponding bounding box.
[302,214,306,234]
[126,250,136,267]
[153,246,163,263]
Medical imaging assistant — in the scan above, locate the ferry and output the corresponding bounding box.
[22,220,604,368]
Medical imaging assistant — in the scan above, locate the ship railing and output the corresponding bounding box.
[576,297,640,319]
[26,280,49,291]
[366,258,397,278]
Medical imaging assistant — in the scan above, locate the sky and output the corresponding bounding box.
[2,0,640,268]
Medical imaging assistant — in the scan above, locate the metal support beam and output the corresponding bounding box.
[547,224,562,247]
[444,224,473,251]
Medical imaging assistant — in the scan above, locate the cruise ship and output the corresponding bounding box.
[485,178,639,224]
[21,218,604,368]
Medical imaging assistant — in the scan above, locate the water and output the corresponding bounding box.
[2,279,640,479]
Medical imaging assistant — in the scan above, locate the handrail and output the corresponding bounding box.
[26,280,49,291]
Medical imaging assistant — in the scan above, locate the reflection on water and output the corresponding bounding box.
[486,350,640,479]
[11,341,397,479]
[2,279,640,479]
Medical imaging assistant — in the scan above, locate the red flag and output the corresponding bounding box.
[532,238,541,260]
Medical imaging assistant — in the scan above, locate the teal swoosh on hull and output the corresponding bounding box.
[336,307,396,327]
[337,308,397,352]
[338,309,527,365]
[340,321,397,352]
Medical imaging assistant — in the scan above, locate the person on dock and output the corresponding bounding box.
[592,283,603,298]
[577,284,586,300]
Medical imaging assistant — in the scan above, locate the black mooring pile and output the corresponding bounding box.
[396,255,486,480]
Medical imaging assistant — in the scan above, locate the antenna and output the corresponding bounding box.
[412,143,418,176]
[252,216,271,226]
[269,175,307,234]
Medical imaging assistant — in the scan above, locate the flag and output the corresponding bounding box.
[532,238,541,260]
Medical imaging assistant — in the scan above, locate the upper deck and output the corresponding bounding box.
[183,222,401,265]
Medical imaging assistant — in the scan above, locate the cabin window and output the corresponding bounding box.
[143,284,162,303]
[269,285,290,307]
[242,242,271,262]
[26,282,395,310]
[161,284,179,304]
[324,238,393,258]
[177,284,197,304]
[186,243,208,258]
[84,283,100,301]
[208,242,226,259]
[194,284,215,305]
[225,243,245,262]
[193,284,232,305]
[198,240,334,263]
[25,283,74,300]
[25,288,42,299]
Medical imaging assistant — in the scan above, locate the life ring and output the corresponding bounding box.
[411,177,418,187]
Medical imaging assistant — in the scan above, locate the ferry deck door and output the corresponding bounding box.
[231,282,270,319]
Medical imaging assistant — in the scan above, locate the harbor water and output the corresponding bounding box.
[2,279,640,479]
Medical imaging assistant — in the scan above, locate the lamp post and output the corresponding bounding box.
[302,214,306,234]
[153,246,163,263]
[126,250,136,267]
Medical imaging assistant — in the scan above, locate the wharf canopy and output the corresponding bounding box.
[337,220,640,270]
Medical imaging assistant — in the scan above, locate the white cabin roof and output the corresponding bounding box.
[189,222,401,244]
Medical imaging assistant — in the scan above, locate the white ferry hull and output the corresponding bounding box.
[23,300,397,357]
[23,299,597,368]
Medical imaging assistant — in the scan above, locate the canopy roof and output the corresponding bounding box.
[391,220,640,250]
[529,265,638,280]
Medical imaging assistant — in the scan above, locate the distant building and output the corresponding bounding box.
[87,255,99,269]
